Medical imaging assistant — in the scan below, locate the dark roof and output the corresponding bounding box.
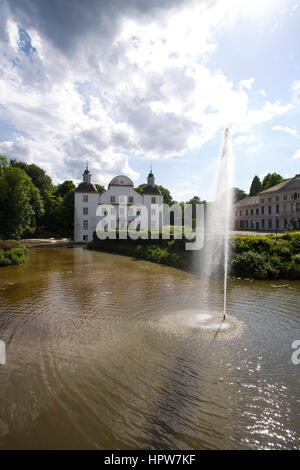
[258,177,300,194]
[83,168,91,175]
[234,195,259,207]
[75,182,98,193]
[148,172,154,178]
[141,185,161,195]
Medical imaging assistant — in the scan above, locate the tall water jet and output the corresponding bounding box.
[199,128,234,320]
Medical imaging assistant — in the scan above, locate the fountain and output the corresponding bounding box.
[201,128,234,320]
[147,128,237,338]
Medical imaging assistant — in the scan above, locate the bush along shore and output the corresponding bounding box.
[88,230,300,280]
[0,240,28,266]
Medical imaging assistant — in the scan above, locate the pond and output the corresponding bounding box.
[0,247,299,449]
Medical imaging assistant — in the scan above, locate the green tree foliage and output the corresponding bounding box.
[95,184,106,194]
[249,175,262,196]
[186,196,206,219]
[262,173,284,191]
[0,166,44,239]
[136,184,175,206]
[55,180,76,198]
[10,160,53,198]
[0,155,8,170]
[232,187,247,203]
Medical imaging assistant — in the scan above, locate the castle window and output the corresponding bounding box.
[83,220,88,230]
[83,207,88,215]
[128,196,133,203]
[151,197,156,204]
[151,208,156,216]
[83,235,88,241]
[268,206,272,214]
[261,206,264,214]
[111,196,116,203]
[256,208,259,215]
[83,195,88,203]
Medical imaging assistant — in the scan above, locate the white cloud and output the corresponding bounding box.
[238,78,254,90]
[233,135,255,145]
[292,148,300,159]
[272,125,297,136]
[291,80,300,104]
[0,0,295,184]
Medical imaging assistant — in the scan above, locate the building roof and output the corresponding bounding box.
[234,177,300,206]
[141,185,161,195]
[258,177,300,194]
[108,175,134,187]
[234,195,259,207]
[75,182,98,193]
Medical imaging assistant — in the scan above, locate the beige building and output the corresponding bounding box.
[233,176,300,232]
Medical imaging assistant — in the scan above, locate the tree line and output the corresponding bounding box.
[1,153,291,240]
[232,172,299,203]
[1,156,201,240]
[0,155,77,239]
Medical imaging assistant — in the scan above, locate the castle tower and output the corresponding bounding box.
[147,167,155,186]
[83,164,91,184]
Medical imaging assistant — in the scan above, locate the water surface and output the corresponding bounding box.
[0,247,299,449]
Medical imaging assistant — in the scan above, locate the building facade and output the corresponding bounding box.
[74,167,163,242]
[233,177,300,232]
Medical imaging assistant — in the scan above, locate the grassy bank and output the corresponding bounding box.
[88,229,193,270]
[0,240,28,266]
[88,230,300,280]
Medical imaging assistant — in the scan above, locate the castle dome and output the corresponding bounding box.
[108,175,134,188]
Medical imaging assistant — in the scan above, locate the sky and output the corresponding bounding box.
[0,0,299,201]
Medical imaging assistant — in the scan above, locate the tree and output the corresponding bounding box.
[0,167,44,239]
[55,180,76,198]
[249,175,262,196]
[95,184,106,194]
[262,173,284,191]
[9,160,53,199]
[135,184,175,206]
[186,196,206,219]
[232,187,247,203]
[0,155,8,171]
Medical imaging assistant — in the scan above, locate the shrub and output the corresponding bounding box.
[231,251,279,280]
[0,242,28,266]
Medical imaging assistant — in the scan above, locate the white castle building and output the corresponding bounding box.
[74,166,163,242]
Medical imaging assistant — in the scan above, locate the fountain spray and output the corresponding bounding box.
[220,128,233,321]
[198,128,233,322]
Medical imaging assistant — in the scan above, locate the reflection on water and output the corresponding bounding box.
[0,247,299,449]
